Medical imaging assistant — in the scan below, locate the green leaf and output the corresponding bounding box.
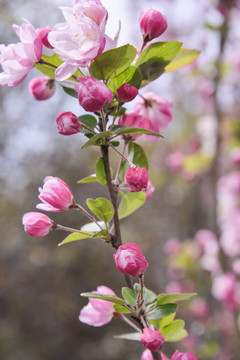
[156,293,197,305]
[58,232,94,246]
[118,192,146,219]
[81,292,125,306]
[114,333,141,341]
[159,313,176,328]
[128,142,148,170]
[78,115,98,130]
[108,65,142,92]
[161,320,187,342]
[77,174,97,184]
[134,283,157,304]
[90,44,137,81]
[146,304,177,320]
[135,41,182,86]
[121,287,138,306]
[96,157,107,184]
[61,86,79,98]
[165,48,200,72]
[87,197,114,223]
[113,304,132,314]
[92,229,108,238]
[81,131,113,149]
[114,126,162,137]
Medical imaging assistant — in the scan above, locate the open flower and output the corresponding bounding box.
[79,286,116,327]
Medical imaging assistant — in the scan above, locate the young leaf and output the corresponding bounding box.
[81,292,126,306]
[156,293,197,305]
[114,333,141,341]
[114,126,162,137]
[160,319,187,342]
[134,283,157,304]
[90,44,137,81]
[87,197,114,223]
[81,131,113,149]
[92,229,108,238]
[135,41,182,85]
[78,115,98,130]
[58,232,94,246]
[77,174,97,184]
[121,287,138,306]
[113,304,132,314]
[61,86,79,98]
[108,65,142,92]
[118,192,146,219]
[128,142,149,170]
[159,313,176,328]
[96,157,107,184]
[146,303,177,320]
[165,48,200,73]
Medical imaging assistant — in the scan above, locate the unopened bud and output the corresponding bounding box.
[56,112,81,135]
[125,166,149,192]
[117,83,138,103]
[28,76,55,100]
[140,9,167,42]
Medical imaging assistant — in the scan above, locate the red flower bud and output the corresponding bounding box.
[28,76,55,101]
[117,83,138,103]
[140,9,167,42]
[125,167,149,192]
[141,328,165,352]
[22,212,55,237]
[75,77,113,112]
[56,112,81,135]
[37,27,54,49]
[113,243,148,277]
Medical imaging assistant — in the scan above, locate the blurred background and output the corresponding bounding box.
[1,0,240,359]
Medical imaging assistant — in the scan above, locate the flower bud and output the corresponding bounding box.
[36,176,74,212]
[125,166,149,192]
[28,76,55,101]
[117,83,138,103]
[22,212,55,237]
[37,27,54,49]
[171,350,198,360]
[118,113,150,140]
[140,9,167,42]
[75,77,113,112]
[141,328,165,352]
[145,181,155,200]
[79,286,116,327]
[56,112,81,135]
[113,243,148,277]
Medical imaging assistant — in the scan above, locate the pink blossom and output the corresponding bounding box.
[75,77,113,112]
[56,112,81,135]
[230,147,240,165]
[135,92,173,134]
[195,229,219,256]
[36,176,74,212]
[117,83,138,103]
[145,181,155,200]
[22,212,55,237]
[37,27,53,49]
[212,272,239,309]
[141,349,153,360]
[48,17,105,81]
[118,113,151,140]
[114,243,148,277]
[0,21,42,87]
[140,328,165,352]
[232,259,240,276]
[139,9,167,42]
[171,350,198,360]
[189,298,209,320]
[79,285,116,327]
[164,238,182,256]
[125,166,149,192]
[28,76,55,100]
[165,152,184,171]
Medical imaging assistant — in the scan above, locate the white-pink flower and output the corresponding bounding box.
[0,21,42,87]
[79,286,116,327]
[135,92,173,133]
[212,272,240,309]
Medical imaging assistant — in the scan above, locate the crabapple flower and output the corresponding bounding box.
[171,350,198,360]
[141,350,169,360]
[0,21,42,87]
[145,181,155,200]
[141,328,165,352]
[165,152,184,171]
[22,212,55,237]
[212,273,239,309]
[117,83,138,103]
[125,166,149,192]
[75,77,113,112]
[140,9,167,42]
[118,113,150,140]
[37,27,53,49]
[135,92,173,133]
[114,243,148,277]
[36,176,75,212]
[79,286,116,327]
[28,76,55,100]
[56,112,81,135]
[48,16,105,81]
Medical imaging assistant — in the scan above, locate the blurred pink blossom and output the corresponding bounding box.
[28,76,55,100]
[212,272,240,309]
[165,152,184,171]
[118,113,151,140]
